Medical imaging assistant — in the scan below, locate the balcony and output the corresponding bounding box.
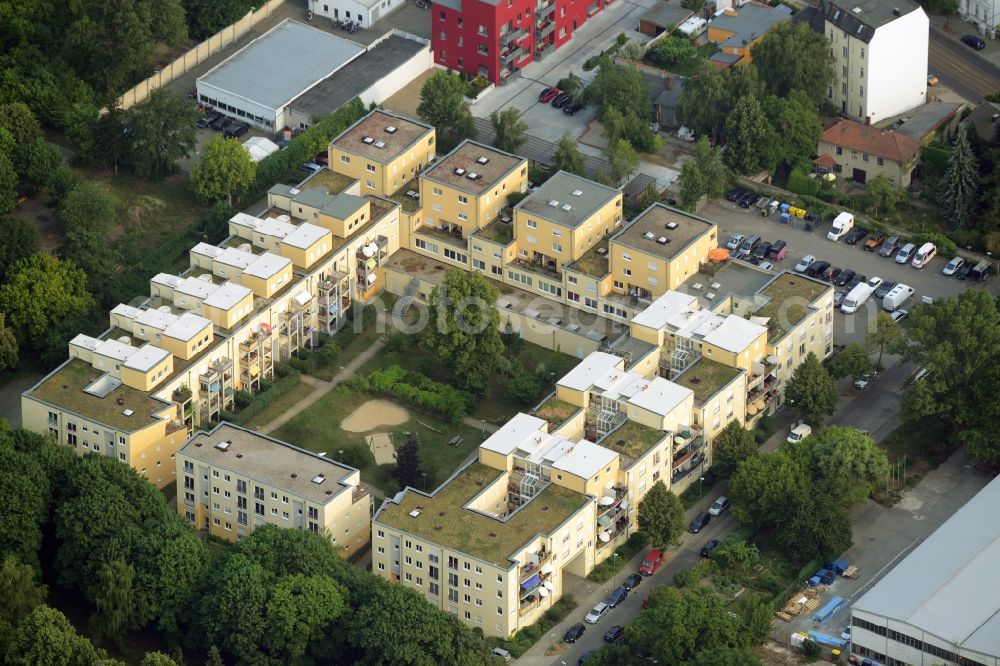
[352,485,370,504]
[519,548,551,582]
[671,427,704,456]
[512,251,560,278]
[166,420,189,436]
[500,27,527,47]
[536,1,556,19]
[535,19,555,38]
[597,514,628,551]
[415,224,469,249]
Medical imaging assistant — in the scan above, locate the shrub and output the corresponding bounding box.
[753,429,768,444]
[802,639,821,657]
[947,229,983,252]
[912,232,957,258]
[496,595,577,657]
[787,169,820,197]
[361,365,475,423]
[225,366,302,425]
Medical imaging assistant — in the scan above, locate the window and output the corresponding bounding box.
[877,157,885,166]
[366,179,375,189]
[835,146,843,156]
[552,230,562,238]
[439,10,445,19]
[429,582,440,595]
[477,24,488,36]
[613,280,624,289]
[604,304,627,318]
[859,85,864,97]
[415,238,438,253]
[539,283,561,297]
[340,155,350,164]
[366,164,375,173]
[491,265,503,276]
[433,187,442,196]
[585,297,597,309]
[444,248,467,263]
[862,153,869,162]
[507,271,532,287]
[472,258,485,270]
[458,194,468,204]
[567,275,577,284]
[622,267,631,276]
[527,220,536,228]
[568,291,580,302]
[457,212,468,221]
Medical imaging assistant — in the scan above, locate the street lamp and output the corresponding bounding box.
[337,449,344,462]
[612,552,620,589]
[699,476,706,512]
[421,472,427,490]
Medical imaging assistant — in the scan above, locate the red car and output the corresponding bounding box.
[639,548,664,576]
[538,86,560,103]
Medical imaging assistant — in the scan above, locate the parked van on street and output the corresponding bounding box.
[911,243,936,269]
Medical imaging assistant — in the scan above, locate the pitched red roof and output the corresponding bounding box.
[813,154,836,168]
[819,119,921,164]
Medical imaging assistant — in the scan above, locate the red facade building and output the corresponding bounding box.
[431,0,609,85]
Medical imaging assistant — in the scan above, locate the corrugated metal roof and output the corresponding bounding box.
[198,19,365,112]
[853,476,1000,657]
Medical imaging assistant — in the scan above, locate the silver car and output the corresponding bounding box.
[942,256,964,276]
[795,255,816,272]
[895,243,916,264]
[726,234,745,251]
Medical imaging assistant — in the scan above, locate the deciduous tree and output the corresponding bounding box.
[784,352,838,424]
[191,134,257,205]
[6,605,122,666]
[625,586,740,664]
[0,152,16,214]
[809,427,890,506]
[637,481,685,547]
[711,420,758,478]
[489,108,529,153]
[866,312,903,369]
[424,269,504,393]
[0,314,18,373]
[0,217,39,280]
[417,72,477,151]
[829,342,873,381]
[649,36,697,67]
[0,102,42,145]
[677,62,727,143]
[0,557,47,648]
[90,560,147,648]
[605,138,639,184]
[263,573,347,663]
[552,132,586,176]
[124,89,198,180]
[762,90,822,172]
[0,253,95,350]
[58,181,121,302]
[14,138,62,192]
[750,22,834,105]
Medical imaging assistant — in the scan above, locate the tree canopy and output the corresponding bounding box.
[417,72,477,151]
[552,132,586,176]
[939,123,979,230]
[58,181,122,307]
[750,22,834,105]
[679,137,725,210]
[637,481,686,547]
[711,420,759,479]
[829,342,873,381]
[124,89,198,180]
[784,352,838,424]
[724,95,772,175]
[866,311,903,370]
[191,134,258,205]
[489,108,529,154]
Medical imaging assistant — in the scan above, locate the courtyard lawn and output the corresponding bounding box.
[241,381,316,430]
[272,384,489,497]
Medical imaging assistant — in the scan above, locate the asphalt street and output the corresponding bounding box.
[928,25,1000,102]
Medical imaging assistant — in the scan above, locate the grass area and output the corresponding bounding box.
[873,418,955,505]
[273,383,487,496]
[673,357,743,403]
[386,180,423,213]
[644,42,720,78]
[241,381,316,430]
[533,396,579,429]
[754,273,830,342]
[414,224,470,248]
[378,463,587,566]
[603,420,668,461]
[475,219,514,245]
[567,239,610,277]
[305,168,355,194]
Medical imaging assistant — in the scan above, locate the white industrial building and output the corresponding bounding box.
[309,0,406,28]
[819,0,928,124]
[196,21,430,132]
[959,0,1000,35]
[850,476,1000,666]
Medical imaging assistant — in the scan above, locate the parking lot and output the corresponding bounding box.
[701,200,998,345]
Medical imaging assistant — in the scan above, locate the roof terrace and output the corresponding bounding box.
[753,272,830,342]
[600,419,667,466]
[672,357,743,403]
[567,238,610,277]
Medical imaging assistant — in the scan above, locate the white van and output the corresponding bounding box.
[882,283,914,311]
[827,212,854,241]
[911,243,936,269]
[787,423,812,443]
[841,281,874,314]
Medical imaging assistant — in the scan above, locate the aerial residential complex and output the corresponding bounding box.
[21,109,833,587]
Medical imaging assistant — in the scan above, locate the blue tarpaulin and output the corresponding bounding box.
[807,630,846,648]
[521,574,540,590]
[825,558,849,575]
[812,596,846,622]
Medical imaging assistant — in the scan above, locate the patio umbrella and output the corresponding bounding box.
[708,248,730,261]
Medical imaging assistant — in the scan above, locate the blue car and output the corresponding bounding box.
[607,586,629,608]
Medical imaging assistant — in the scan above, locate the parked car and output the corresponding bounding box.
[844,229,868,245]
[300,162,323,173]
[878,236,901,257]
[962,34,986,50]
[563,101,583,115]
[867,276,883,290]
[834,291,847,308]
[491,647,513,662]
[539,86,561,103]
[639,548,665,576]
[842,626,852,641]
[210,114,233,131]
[585,602,610,624]
[846,272,866,290]
[895,242,917,264]
[726,233,745,251]
[874,279,897,299]
[787,422,812,443]
[795,255,816,272]
[196,114,214,128]
[700,539,720,558]
[579,652,592,665]
[832,269,855,286]
[708,496,730,516]
[864,232,886,251]
[806,260,830,278]
[758,260,774,271]
[752,241,773,262]
[927,73,939,86]
[565,623,587,642]
[726,189,746,202]
[551,91,572,108]
[822,265,842,282]
[890,309,909,322]
[607,586,629,608]
[955,263,974,279]
[854,371,876,389]
[767,239,787,260]
[739,192,760,208]
[224,122,249,138]
[604,626,625,644]
[942,256,964,276]
[688,511,711,533]
[622,573,643,591]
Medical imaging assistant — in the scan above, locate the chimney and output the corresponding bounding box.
[665,76,673,91]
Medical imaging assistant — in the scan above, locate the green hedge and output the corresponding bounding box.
[229,365,302,425]
[787,169,820,197]
[912,232,957,258]
[363,365,475,423]
[487,595,577,658]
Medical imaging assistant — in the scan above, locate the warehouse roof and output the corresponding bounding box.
[294,34,430,123]
[853,476,1000,657]
[198,19,365,113]
[515,171,621,229]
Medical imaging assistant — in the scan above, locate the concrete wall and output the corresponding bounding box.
[115,0,288,111]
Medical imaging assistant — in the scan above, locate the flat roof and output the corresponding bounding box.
[641,2,694,28]
[551,441,618,480]
[203,282,252,310]
[123,344,171,372]
[481,413,549,456]
[672,357,744,403]
[515,171,620,229]
[611,203,715,261]
[376,461,588,567]
[701,314,767,353]
[216,247,256,269]
[709,3,791,50]
[175,276,217,300]
[627,376,692,416]
[890,102,961,142]
[673,259,775,309]
[292,35,428,120]
[557,352,623,392]
[283,222,330,250]
[853,476,1000,657]
[162,312,212,342]
[753,271,831,342]
[243,253,291,280]
[321,192,368,220]
[330,106,434,163]
[197,19,366,112]
[27,359,170,432]
[180,423,360,505]
[631,290,700,330]
[422,140,525,195]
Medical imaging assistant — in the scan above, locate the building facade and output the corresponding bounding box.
[822,0,928,124]
[817,118,922,186]
[431,0,612,85]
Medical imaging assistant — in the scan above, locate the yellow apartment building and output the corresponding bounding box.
[176,422,371,553]
[328,109,436,197]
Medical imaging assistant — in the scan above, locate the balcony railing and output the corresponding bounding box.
[536,1,556,19]
[519,549,550,581]
[671,427,704,455]
[535,20,555,38]
[500,27,527,47]
[352,485,370,504]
